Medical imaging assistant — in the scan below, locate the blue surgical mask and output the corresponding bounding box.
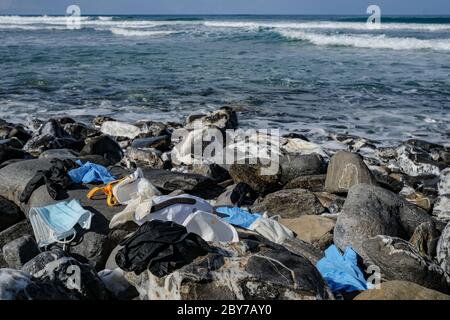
[29,199,93,248]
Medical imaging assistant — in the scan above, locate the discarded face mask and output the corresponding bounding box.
[29,199,93,248]
[68,160,116,184]
[316,245,368,294]
[247,215,294,244]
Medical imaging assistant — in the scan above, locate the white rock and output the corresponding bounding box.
[437,221,450,275]
[438,168,450,195]
[396,146,441,176]
[0,269,32,300]
[281,138,328,158]
[433,196,450,223]
[101,121,141,139]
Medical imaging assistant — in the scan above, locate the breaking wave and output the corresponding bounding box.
[109,28,176,37]
[278,30,450,51]
[204,20,450,31]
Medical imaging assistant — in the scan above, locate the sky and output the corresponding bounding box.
[0,0,449,15]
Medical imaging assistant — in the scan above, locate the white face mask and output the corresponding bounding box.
[29,199,93,248]
[29,212,77,248]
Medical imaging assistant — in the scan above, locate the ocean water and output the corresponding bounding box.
[0,15,449,146]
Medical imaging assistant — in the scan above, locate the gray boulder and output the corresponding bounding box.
[124,239,333,300]
[22,249,110,300]
[437,221,450,275]
[0,145,32,166]
[23,119,83,156]
[362,236,449,293]
[395,145,444,177]
[409,221,441,258]
[185,107,238,130]
[229,162,282,195]
[214,183,256,207]
[39,148,79,159]
[284,174,326,192]
[80,135,123,165]
[251,188,325,218]
[433,195,450,223]
[126,147,164,169]
[280,153,326,185]
[0,119,31,144]
[2,235,40,269]
[0,159,53,211]
[0,268,76,300]
[313,192,346,214]
[334,184,434,258]
[134,120,172,137]
[131,135,171,151]
[141,168,224,199]
[325,151,377,194]
[0,220,33,268]
[0,195,25,232]
[63,122,99,141]
[354,280,450,300]
[189,163,230,182]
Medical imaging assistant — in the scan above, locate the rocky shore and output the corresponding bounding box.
[0,107,449,300]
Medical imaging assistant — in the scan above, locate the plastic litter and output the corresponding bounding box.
[183,211,239,243]
[316,245,368,293]
[115,220,212,277]
[29,199,93,248]
[69,160,116,184]
[247,215,294,244]
[215,207,293,244]
[215,206,261,228]
[87,178,126,207]
[112,168,160,205]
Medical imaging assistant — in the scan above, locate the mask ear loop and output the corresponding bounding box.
[56,231,77,251]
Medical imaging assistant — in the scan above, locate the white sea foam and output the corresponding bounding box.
[203,21,261,30]
[278,30,450,51]
[0,15,201,28]
[0,24,67,30]
[1,16,449,34]
[0,15,91,25]
[110,28,176,37]
[204,20,450,32]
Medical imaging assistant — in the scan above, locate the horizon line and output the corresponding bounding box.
[1,13,450,16]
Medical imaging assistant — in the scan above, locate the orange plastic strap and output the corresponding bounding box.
[87,178,125,207]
